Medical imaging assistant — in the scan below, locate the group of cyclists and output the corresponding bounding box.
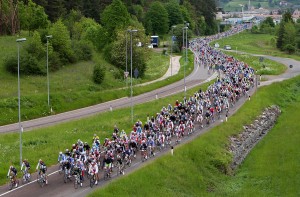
[6,24,256,191]
[7,159,48,188]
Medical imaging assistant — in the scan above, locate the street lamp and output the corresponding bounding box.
[182,23,188,97]
[171,25,176,76]
[46,35,52,110]
[125,32,128,87]
[239,4,244,19]
[128,29,138,123]
[16,37,26,166]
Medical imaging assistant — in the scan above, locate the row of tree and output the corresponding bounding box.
[1,0,220,84]
[251,12,300,54]
[0,0,218,36]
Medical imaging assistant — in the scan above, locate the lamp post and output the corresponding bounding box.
[16,37,26,166]
[182,23,188,97]
[239,4,244,19]
[171,25,176,76]
[125,32,128,87]
[46,35,52,109]
[128,29,138,123]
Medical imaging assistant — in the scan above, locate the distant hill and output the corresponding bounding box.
[218,0,299,12]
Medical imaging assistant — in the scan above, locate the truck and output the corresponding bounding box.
[150,36,159,47]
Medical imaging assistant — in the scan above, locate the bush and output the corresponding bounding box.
[93,64,105,84]
[4,53,45,75]
[73,40,93,61]
[4,55,18,74]
[49,52,62,71]
[284,44,296,54]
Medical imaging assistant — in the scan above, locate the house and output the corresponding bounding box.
[279,1,288,6]
[292,9,300,19]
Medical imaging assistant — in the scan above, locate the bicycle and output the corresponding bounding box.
[117,163,125,176]
[63,168,72,183]
[37,173,46,188]
[73,174,81,189]
[141,149,147,162]
[58,162,64,175]
[22,170,31,184]
[89,173,96,188]
[8,176,19,190]
[103,166,111,180]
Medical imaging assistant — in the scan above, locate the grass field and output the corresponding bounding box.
[86,76,300,196]
[0,34,195,126]
[211,31,300,61]
[223,51,286,75]
[222,0,272,12]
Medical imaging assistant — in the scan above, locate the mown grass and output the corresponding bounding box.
[223,0,270,12]
[0,34,195,125]
[0,75,207,186]
[86,76,300,196]
[223,51,287,75]
[211,31,300,61]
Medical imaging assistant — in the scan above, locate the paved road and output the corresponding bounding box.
[0,51,299,197]
[0,56,215,134]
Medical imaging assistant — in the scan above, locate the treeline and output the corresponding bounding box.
[1,0,219,83]
[0,0,218,36]
[251,12,300,54]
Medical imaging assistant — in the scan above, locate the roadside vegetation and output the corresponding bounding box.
[223,51,287,75]
[87,74,300,197]
[212,31,300,61]
[0,33,199,126]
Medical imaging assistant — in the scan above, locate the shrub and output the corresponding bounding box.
[284,44,296,54]
[49,52,62,71]
[4,53,45,75]
[93,64,105,84]
[73,40,93,61]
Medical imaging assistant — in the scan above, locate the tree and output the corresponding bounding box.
[82,0,101,22]
[165,0,183,29]
[144,1,169,35]
[93,63,105,84]
[46,0,66,22]
[101,0,131,42]
[49,19,75,64]
[19,0,49,35]
[282,21,296,53]
[62,9,83,39]
[276,11,295,50]
[109,27,148,77]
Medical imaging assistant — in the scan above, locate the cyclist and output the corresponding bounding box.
[21,159,31,179]
[72,159,83,187]
[36,159,48,184]
[103,154,113,178]
[88,161,99,185]
[58,151,66,164]
[7,164,18,187]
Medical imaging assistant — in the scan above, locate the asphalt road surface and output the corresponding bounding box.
[0,52,299,197]
[0,58,216,134]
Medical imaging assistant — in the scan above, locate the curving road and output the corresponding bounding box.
[0,57,216,134]
[0,45,300,197]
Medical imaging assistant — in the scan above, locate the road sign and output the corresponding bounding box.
[134,68,139,78]
[124,71,129,78]
[259,57,264,62]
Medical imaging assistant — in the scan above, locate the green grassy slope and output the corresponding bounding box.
[88,76,300,197]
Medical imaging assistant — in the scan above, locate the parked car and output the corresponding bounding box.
[224,45,231,50]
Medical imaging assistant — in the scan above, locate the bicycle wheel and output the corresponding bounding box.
[89,177,94,188]
[37,175,45,188]
[58,165,63,175]
[22,175,27,184]
[8,181,13,190]
[74,176,78,189]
